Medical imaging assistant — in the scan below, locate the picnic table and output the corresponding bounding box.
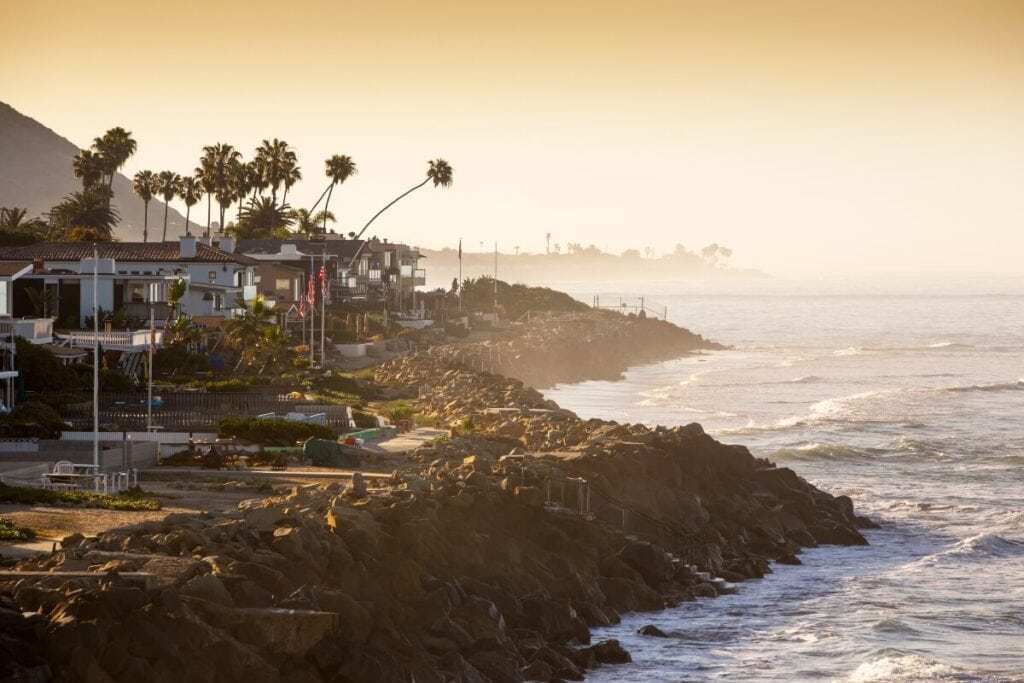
[42,471,107,493]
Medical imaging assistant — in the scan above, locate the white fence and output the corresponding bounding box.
[60,431,217,444]
[0,439,40,454]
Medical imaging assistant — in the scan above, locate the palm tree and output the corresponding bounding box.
[132,170,157,243]
[156,171,182,241]
[254,138,296,203]
[177,176,203,235]
[166,277,187,320]
[320,155,357,236]
[223,295,277,371]
[72,150,105,191]
[197,143,241,235]
[292,209,335,237]
[229,161,256,221]
[92,127,137,204]
[51,190,119,241]
[280,159,302,206]
[231,197,293,239]
[356,159,452,239]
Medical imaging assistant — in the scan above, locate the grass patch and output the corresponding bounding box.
[0,516,36,541]
[0,482,162,511]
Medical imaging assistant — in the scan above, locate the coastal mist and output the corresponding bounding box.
[545,277,1024,682]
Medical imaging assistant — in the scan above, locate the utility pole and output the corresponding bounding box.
[320,245,326,367]
[92,244,99,470]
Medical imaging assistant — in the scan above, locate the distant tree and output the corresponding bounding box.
[718,246,732,268]
[321,155,358,236]
[254,139,297,203]
[644,246,653,259]
[0,208,47,239]
[701,243,720,264]
[197,143,241,235]
[553,243,561,254]
[280,158,302,206]
[621,249,641,259]
[356,159,452,239]
[292,208,335,237]
[545,232,551,255]
[514,245,520,255]
[132,170,157,243]
[177,176,203,235]
[156,171,182,241]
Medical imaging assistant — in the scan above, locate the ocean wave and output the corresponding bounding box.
[849,654,987,682]
[772,442,875,462]
[944,379,1023,393]
[928,342,976,349]
[790,375,823,383]
[905,534,1024,570]
[833,346,865,356]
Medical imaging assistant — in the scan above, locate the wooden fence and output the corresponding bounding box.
[60,392,353,432]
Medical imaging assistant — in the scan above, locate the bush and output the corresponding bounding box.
[351,409,379,429]
[0,483,161,511]
[100,368,134,391]
[218,418,335,446]
[14,338,79,392]
[0,516,35,541]
[0,401,67,439]
[204,379,250,392]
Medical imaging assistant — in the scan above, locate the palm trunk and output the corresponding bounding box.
[162,202,169,241]
[355,178,429,240]
[142,200,150,243]
[185,204,192,236]
[206,195,212,237]
[281,186,289,206]
[322,185,335,236]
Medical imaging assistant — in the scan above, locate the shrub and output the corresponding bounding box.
[0,483,161,511]
[351,409,379,429]
[218,418,335,446]
[0,401,67,439]
[204,379,250,392]
[0,516,35,541]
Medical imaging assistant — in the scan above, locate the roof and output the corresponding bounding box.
[236,238,365,261]
[0,242,258,265]
[0,260,32,277]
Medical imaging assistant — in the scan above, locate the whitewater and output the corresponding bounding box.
[544,276,1024,682]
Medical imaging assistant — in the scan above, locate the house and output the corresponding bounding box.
[235,235,425,309]
[0,235,258,327]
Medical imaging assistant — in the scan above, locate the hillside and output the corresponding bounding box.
[0,101,197,240]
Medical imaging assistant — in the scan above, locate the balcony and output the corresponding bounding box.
[123,302,172,323]
[0,318,54,345]
[62,329,164,351]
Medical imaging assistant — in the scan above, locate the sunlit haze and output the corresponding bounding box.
[3,0,1023,275]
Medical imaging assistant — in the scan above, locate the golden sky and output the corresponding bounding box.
[3,0,1023,274]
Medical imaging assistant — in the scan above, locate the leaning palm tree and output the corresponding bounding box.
[355,159,452,239]
[132,170,158,242]
[71,150,105,191]
[319,155,357,236]
[156,171,182,241]
[280,159,302,206]
[177,176,203,235]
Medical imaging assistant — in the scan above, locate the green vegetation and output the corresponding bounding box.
[0,482,162,511]
[0,401,67,439]
[0,516,36,541]
[218,417,335,445]
[454,277,590,319]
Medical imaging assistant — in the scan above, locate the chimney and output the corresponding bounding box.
[218,234,235,254]
[180,234,197,259]
[197,235,212,246]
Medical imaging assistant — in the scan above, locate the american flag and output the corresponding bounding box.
[307,274,316,306]
[319,265,328,296]
[298,296,306,319]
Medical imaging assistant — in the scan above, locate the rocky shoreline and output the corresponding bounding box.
[1,314,875,682]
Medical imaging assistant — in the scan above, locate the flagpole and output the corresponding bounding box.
[92,244,99,470]
[147,288,154,432]
[493,241,498,314]
[458,238,463,312]
[320,247,326,367]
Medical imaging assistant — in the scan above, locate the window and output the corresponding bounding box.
[275,278,290,292]
[208,271,217,283]
[130,284,145,303]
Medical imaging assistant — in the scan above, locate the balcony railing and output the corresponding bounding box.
[0,318,54,344]
[64,329,164,350]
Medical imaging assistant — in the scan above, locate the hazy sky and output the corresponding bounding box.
[3,0,1023,275]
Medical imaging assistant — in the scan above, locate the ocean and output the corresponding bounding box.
[542,276,1024,682]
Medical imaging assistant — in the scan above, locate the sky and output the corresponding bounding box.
[2,0,1023,276]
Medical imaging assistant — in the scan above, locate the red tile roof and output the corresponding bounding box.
[0,260,32,276]
[0,242,257,265]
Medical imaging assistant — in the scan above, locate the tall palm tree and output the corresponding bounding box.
[197,143,241,235]
[194,160,217,236]
[320,155,357,236]
[229,160,256,221]
[254,138,296,203]
[156,171,182,241]
[177,176,203,235]
[280,159,302,206]
[132,170,157,242]
[231,197,293,239]
[92,127,137,205]
[356,159,452,239]
[72,150,105,191]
